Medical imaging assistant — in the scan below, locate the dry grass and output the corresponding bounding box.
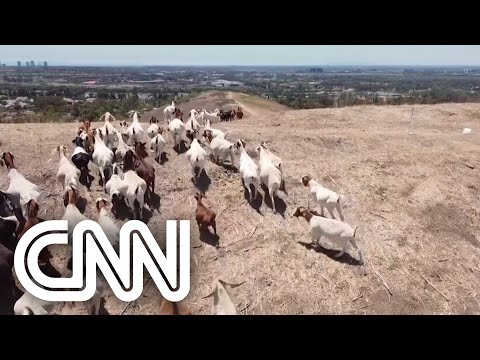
[2,92,480,314]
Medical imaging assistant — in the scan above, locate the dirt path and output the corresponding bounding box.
[226,92,260,117]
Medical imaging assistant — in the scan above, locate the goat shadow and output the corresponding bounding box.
[112,198,132,221]
[242,180,264,215]
[95,297,110,315]
[199,228,220,248]
[158,152,169,165]
[260,184,287,217]
[297,241,363,266]
[79,173,95,191]
[140,206,154,224]
[173,141,189,155]
[218,161,238,173]
[146,192,161,216]
[192,169,211,193]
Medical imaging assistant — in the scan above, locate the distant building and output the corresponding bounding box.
[30,61,35,67]
[17,61,21,67]
[211,79,243,87]
[309,68,323,73]
[63,97,80,105]
[1,64,6,67]
[464,69,480,74]
[25,61,29,67]
[44,61,48,67]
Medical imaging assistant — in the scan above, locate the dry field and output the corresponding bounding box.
[2,91,480,315]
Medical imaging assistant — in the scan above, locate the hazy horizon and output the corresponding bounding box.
[1,45,480,67]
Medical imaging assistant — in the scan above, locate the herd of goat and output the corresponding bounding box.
[0,100,362,315]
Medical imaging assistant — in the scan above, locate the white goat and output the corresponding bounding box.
[188,109,200,119]
[186,133,208,181]
[14,291,56,315]
[105,163,128,216]
[99,112,118,149]
[92,129,114,189]
[167,118,187,151]
[301,175,344,221]
[126,111,145,145]
[256,144,282,214]
[259,141,282,173]
[0,152,41,211]
[185,112,202,134]
[55,145,81,191]
[119,121,130,142]
[204,130,235,166]
[164,101,177,123]
[95,198,120,252]
[204,119,227,139]
[292,207,361,261]
[61,188,88,246]
[147,117,160,138]
[199,109,221,125]
[235,139,260,203]
[114,130,134,163]
[106,164,127,198]
[151,131,166,163]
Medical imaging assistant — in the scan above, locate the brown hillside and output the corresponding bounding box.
[1,91,480,314]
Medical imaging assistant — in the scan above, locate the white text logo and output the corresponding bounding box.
[14,220,190,302]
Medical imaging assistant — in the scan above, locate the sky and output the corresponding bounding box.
[0,45,480,66]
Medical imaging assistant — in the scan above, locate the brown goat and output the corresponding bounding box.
[0,152,16,169]
[77,120,87,134]
[17,199,39,239]
[77,120,95,154]
[236,107,243,119]
[159,298,192,315]
[203,129,214,143]
[173,108,184,121]
[63,187,81,208]
[194,192,216,235]
[132,143,156,199]
[17,200,52,266]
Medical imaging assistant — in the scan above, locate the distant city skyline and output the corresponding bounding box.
[1,45,480,66]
